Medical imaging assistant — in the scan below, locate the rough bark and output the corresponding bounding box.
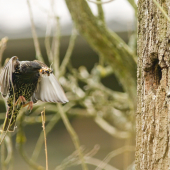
[137,0,170,169]
[65,0,137,105]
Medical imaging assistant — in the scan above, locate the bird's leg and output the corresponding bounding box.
[15,96,26,105]
[23,101,33,112]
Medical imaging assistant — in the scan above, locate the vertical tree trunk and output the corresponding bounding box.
[136,0,170,169]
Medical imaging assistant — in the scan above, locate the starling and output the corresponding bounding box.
[0,56,68,132]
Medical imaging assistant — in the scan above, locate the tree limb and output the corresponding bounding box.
[65,0,137,104]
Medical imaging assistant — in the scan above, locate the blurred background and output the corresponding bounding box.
[0,0,137,170]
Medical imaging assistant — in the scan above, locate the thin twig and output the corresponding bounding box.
[18,141,45,170]
[17,111,44,170]
[94,116,131,139]
[50,0,60,77]
[69,65,128,101]
[57,104,88,170]
[96,0,105,65]
[55,145,99,170]
[127,0,137,16]
[45,11,53,63]
[95,145,135,170]
[55,145,118,170]
[86,0,114,4]
[4,135,13,165]
[0,135,13,170]
[52,16,60,77]
[41,107,48,170]
[84,157,119,170]
[55,146,86,170]
[31,103,74,161]
[97,0,105,23]
[27,0,44,62]
[31,113,60,161]
[153,0,170,22]
[60,27,77,76]
[45,0,56,64]
[1,139,6,170]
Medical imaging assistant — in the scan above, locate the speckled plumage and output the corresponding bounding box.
[0,56,68,131]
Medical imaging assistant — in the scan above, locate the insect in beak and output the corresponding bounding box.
[39,67,53,76]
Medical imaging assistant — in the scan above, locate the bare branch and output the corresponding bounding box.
[85,157,119,170]
[51,17,60,77]
[4,135,13,165]
[96,0,105,23]
[27,0,44,62]
[60,27,77,76]
[65,0,137,104]
[127,0,137,16]
[94,116,131,139]
[0,135,13,170]
[45,11,53,63]
[31,113,60,161]
[95,145,135,170]
[41,108,49,170]
[57,104,88,170]
[86,0,114,4]
[1,140,6,170]
[17,111,44,170]
[55,145,118,170]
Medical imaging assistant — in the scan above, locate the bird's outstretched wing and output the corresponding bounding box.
[0,56,19,97]
[32,60,68,103]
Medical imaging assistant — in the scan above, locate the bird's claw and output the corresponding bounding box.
[15,96,26,105]
[23,101,33,112]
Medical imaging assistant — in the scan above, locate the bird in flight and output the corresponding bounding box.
[0,56,68,132]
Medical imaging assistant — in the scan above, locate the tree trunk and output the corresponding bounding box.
[136,0,170,169]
